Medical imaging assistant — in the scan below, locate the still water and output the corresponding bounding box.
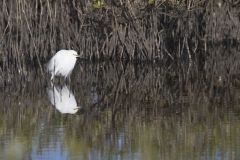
[1,62,240,160]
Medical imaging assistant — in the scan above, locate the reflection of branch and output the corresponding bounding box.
[164,48,174,60]
[85,64,128,113]
[113,70,124,106]
[227,10,237,27]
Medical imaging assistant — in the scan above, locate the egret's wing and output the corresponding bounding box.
[46,50,66,73]
[46,57,56,73]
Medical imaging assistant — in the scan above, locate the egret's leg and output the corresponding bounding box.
[58,77,61,84]
[51,74,54,81]
[50,81,54,87]
[63,76,68,84]
[67,76,71,84]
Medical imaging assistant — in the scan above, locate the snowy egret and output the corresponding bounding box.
[47,50,80,81]
[47,84,80,114]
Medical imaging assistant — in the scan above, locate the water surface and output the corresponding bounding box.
[1,62,240,160]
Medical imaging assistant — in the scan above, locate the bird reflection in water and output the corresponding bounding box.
[47,84,80,114]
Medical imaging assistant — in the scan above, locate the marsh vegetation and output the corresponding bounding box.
[1,0,240,159]
[1,0,240,75]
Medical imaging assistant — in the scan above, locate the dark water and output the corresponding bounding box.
[1,62,240,160]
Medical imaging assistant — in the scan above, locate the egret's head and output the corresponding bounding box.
[69,50,80,58]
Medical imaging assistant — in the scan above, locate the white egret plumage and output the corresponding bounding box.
[47,84,80,114]
[47,50,80,80]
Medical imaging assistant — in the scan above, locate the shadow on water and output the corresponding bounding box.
[1,48,240,159]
